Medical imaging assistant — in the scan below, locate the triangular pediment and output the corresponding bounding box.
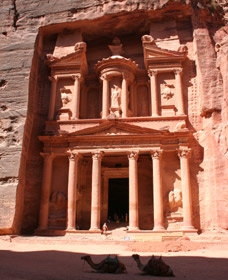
[144,45,186,61]
[46,46,88,74]
[68,121,165,137]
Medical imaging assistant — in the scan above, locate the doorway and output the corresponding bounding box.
[108,178,129,224]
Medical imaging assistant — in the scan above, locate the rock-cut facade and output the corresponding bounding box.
[0,0,228,235]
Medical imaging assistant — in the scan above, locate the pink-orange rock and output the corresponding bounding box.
[0,1,228,235]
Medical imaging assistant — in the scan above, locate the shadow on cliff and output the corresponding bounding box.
[0,250,227,280]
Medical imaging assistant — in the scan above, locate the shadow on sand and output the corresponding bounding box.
[0,249,227,280]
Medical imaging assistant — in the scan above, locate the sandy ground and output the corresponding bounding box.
[0,234,228,280]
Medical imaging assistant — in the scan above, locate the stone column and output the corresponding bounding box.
[90,152,103,230]
[38,153,54,230]
[72,74,82,119]
[101,74,109,119]
[66,152,80,230]
[174,69,185,115]
[151,149,165,230]
[121,73,128,118]
[128,151,139,231]
[48,76,58,121]
[178,147,195,230]
[148,70,159,117]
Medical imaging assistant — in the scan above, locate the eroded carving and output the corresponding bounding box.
[161,83,174,100]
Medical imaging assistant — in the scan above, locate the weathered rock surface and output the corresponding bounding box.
[0,0,228,234]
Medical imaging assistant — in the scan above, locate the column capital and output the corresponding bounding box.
[40,152,55,159]
[150,148,163,159]
[92,151,104,160]
[174,68,183,75]
[68,152,81,161]
[177,147,191,159]
[148,69,158,77]
[100,74,109,81]
[72,74,82,82]
[122,72,130,80]
[48,76,57,83]
[128,151,139,160]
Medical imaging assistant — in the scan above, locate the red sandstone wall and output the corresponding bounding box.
[0,0,228,234]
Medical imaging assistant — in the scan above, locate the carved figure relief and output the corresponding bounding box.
[49,191,67,220]
[109,79,122,118]
[60,88,72,107]
[168,188,182,213]
[111,84,121,108]
[161,83,174,100]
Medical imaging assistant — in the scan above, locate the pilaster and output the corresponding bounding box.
[174,69,185,115]
[101,74,109,119]
[72,74,82,119]
[48,76,58,121]
[148,70,159,117]
[38,152,55,230]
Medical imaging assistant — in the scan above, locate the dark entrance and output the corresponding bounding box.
[108,178,129,222]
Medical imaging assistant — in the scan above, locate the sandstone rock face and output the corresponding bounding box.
[0,0,228,234]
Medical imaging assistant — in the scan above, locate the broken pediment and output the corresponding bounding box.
[46,42,88,75]
[68,121,165,137]
[142,35,187,69]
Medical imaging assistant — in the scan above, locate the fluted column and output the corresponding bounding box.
[72,74,82,119]
[174,69,185,115]
[90,152,103,230]
[151,149,165,230]
[128,151,139,231]
[101,74,109,119]
[148,70,159,117]
[48,76,57,120]
[38,152,54,230]
[66,152,80,230]
[178,147,195,230]
[121,73,128,118]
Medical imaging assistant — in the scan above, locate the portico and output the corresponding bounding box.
[37,120,196,234]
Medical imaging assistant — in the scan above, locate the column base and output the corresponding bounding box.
[128,226,139,232]
[36,226,48,231]
[182,225,197,231]
[89,227,101,232]
[153,226,165,231]
[66,227,76,231]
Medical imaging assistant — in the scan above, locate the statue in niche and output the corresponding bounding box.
[161,83,174,100]
[166,188,183,228]
[111,84,121,108]
[168,188,182,213]
[56,88,72,120]
[60,88,72,107]
[109,80,122,118]
[49,191,67,219]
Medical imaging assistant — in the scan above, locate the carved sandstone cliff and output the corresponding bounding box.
[0,0,228,234]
